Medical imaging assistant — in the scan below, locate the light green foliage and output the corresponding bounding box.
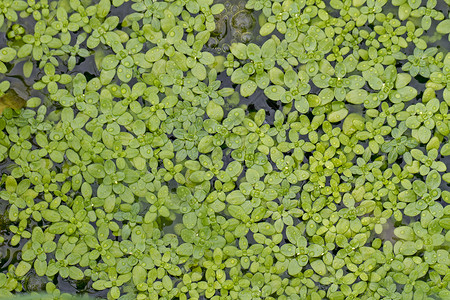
[0,0,448,299]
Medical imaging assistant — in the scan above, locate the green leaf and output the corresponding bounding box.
[230,43,247,60]
[97,0,111,18]
[228,205,247,221]
[5,176,17,193]
[206,101,224,121]
[176,243,193,256]
[406,116,420,129]
[261,39,276,58]
[246,169,260,184]
[191,63,206,81]
[226,161,242,178]
[190,170,207,183]
[394,226,415,240]
[437,20,450,34]
[417,126,431,143]
[247,44,261,60]
[43,241,56,253]
[280,244,296,257]
[132,265,147,285]
[87,164,106,179]
[342,273,357,285]
[284,69,298,89]
[310,259,327,276]
[48,222,68,234]
[404,203,421,216]
[97,184,112,198]
[17,44,32,58]
[101,55,119,70]
[258,222,275,235]
[0,47,16,62]
[34,259,47,277]
[313,73,330,88]
[303,36,317,52]
[260,23,276,36]
[412,180,427,196]
[399,241,417,255]
[328,108,348,123]
[69,266,84,280]
[407,0,421,10]
[426,170,441,189]
[15,261,31,277]
[42,209,61,222]
[398,190,416,202]
[183,212,197,229]
[22,249,36,261]
[346,89,367,105]
[294,97,309,112]
[309,244,324,258]
[240,80,257,97]
[167,26,183,44]
[264,85,285,101]
[367,76,383,90]
[198,136,215,154]
[101,195,115,213]
[210,3,224,14]
[231,69,249,84]
[286,226,304,246]
[92,280,109,290]
[226,191,245,205]
[288,259,301,275]
[145,47,164,62]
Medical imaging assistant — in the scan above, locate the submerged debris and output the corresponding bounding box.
[0,90,26,114]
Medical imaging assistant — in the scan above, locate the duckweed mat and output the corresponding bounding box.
[0,0,449,299]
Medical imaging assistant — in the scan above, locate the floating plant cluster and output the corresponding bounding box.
[0,0,449,299]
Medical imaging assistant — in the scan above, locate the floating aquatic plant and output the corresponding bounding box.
[0,0,449,299]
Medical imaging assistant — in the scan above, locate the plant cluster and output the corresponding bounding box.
[0,0,449,299]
